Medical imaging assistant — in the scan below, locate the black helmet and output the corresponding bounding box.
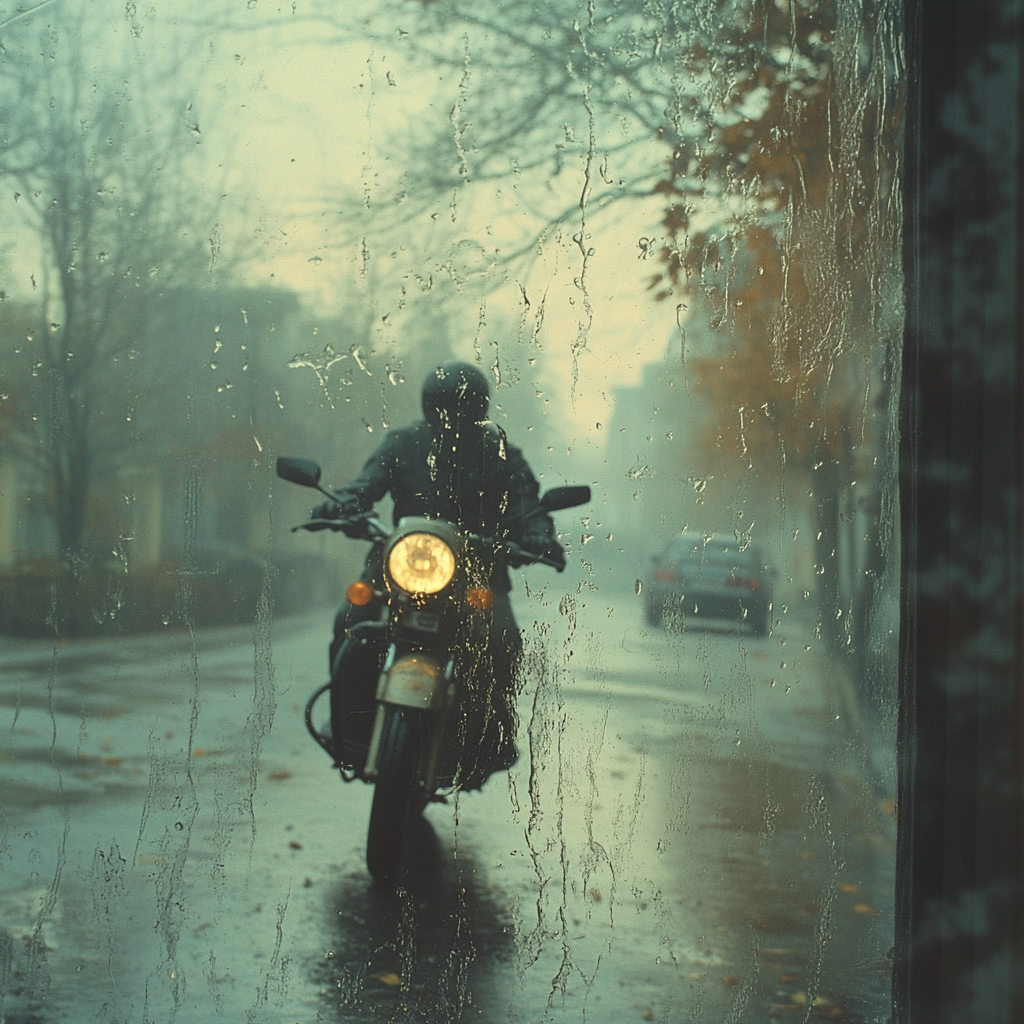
[422,360,490,430]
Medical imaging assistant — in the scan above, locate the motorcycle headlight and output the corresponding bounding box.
[387,532,457,595]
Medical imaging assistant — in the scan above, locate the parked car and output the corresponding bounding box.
[645,533,773,635]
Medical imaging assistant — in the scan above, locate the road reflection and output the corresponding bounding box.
[312,815,517,1023]
[0,591,895,1023]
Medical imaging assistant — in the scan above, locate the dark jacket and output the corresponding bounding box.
[332,420,557,592]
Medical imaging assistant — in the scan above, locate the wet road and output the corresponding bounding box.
[0,581,895,1023]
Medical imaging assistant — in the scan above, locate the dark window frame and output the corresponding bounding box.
[897,0,1023,1019]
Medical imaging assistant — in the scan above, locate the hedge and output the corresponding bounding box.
[0,552,331,637]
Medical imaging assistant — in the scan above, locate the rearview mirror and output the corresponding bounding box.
[276,457,322,488]
[540,485,591,513]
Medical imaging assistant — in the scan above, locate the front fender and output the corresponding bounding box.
[377,654,449,710]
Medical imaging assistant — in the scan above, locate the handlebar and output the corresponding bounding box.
[503,541,563,570]
[468,534,564,571]
[292,519,562,570]
[291,514,389,543]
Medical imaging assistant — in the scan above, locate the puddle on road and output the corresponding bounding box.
[310,816,517,1024]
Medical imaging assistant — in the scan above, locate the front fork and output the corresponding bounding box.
[363,645,456,793]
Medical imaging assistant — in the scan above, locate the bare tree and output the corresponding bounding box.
[0,8,216,564]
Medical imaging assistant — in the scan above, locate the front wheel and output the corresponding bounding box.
[366,708,425,884]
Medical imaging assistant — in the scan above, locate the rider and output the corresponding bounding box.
[312,360,566,788]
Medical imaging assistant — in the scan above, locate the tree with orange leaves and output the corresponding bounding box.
[649,0,903,477]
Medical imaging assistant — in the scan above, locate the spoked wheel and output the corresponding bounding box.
[366,708,425,884]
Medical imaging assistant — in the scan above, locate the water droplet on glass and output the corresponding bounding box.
[635,579,642,595]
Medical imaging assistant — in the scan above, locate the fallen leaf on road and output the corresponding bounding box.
[193,748,208,757]
[590,889,602,901]
[268,769,292,780]
[722,976,740,987]
[642,1010,654,1021]
[289,840,303,850]
[816,1004,844,1018]
[375,972,401,987]
[789,992,838,1012]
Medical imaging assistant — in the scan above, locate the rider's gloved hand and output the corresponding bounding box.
[310,500,341,521]
[312,495,361,521]
[538,542,567,572]
[518,535,566,572]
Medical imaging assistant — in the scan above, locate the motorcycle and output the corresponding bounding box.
[275,455,590,883]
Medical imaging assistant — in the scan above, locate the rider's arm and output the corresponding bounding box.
[503,445,559,550]
[331,431,400,513]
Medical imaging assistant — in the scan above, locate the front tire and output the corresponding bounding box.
[366,708,424,884]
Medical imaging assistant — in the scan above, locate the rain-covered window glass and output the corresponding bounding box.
[0,2,901,1021]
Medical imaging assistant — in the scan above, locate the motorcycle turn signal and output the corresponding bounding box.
[346,580,376,606]
[466,586,495,610]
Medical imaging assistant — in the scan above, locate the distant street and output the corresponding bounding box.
[0,578,895,1023]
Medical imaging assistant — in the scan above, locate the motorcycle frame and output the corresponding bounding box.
[361,516,484,795]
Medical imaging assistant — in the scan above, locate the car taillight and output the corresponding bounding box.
[654,568,680,582]
[729,576,760,590]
